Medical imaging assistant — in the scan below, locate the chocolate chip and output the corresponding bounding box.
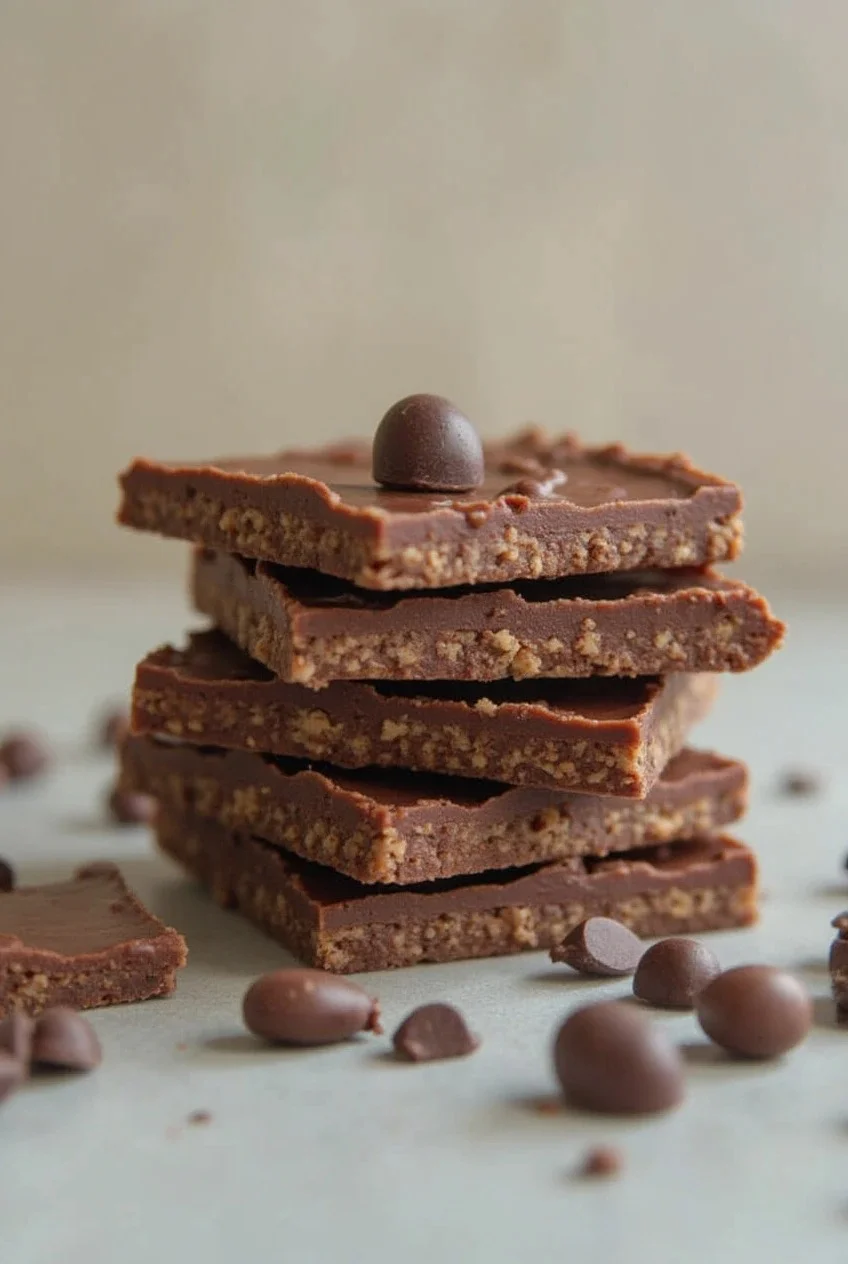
[0,730,51,782]
[632,938,721,1010]
[553,1000,685,1116]
[31,1008,102,1072]
[242,968,382,1046]
[0,1053,24,1103]
[695,965,812,1059]
[779,769,820,796]
[578,1146,625,1179]
[0,859,15,893]
[0,1012,34,1065]
[392,1003,479,1062]
[98,708,129,750]
[107,785,156,825]
[372,394,484,492]
[550,917,643,977]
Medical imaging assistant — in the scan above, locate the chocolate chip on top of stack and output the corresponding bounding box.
[117,394,782,971]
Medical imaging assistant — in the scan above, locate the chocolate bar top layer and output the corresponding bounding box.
[132,631,717,795]
[118,430,743,589]
[122,734,748,883]
[193,549,783,686]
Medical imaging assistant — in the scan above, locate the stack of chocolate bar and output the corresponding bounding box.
[117,396,783,972]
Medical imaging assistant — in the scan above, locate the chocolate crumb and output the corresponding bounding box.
[579,1146,624,1179]
[187,1110,212,1126]
[534,1097,562,1116]
[779,769,821,796]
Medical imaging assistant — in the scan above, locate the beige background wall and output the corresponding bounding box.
[1,1,846,584]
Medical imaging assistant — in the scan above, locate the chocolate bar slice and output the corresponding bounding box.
[156,811,758,972]
[132,631,718,797]
[0,863,187,1016]
[122,736,748,884]
[118,431,743,590]
[192,550,783,687]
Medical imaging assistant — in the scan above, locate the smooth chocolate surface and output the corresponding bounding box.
[121,735,748,884]
[0,862,187,1016]
[118,430,743,589]
[131,631,718,796]
[155,810,759,972]
[192,550,784,686]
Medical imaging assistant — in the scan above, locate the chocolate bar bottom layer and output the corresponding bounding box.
[122,736,748,884]
[155,812,758,973]
[0,863,188,1016]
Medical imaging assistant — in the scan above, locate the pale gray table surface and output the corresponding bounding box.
[0,578,846,1264]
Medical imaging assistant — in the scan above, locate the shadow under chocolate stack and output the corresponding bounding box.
[117,394,783,971]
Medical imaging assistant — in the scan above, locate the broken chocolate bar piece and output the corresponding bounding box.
[192,551,783,687]
[120,736,748,884]
[118,430,743,590]
[0,862,187,1016]
[155,811,758,973]
[132,632,718,797]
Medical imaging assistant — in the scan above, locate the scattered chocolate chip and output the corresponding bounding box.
[392,1003,479,1062]
[553,1000,685,1116]
[107,785,156,825]
[31,1008,102,1072]
[0,730,51,782]
[242,968,382,1046]
[98,708,129,750]
[550,917,643,977]
[779,769,821,796]
[187,1109,212,1125]
[695,965,812,1059]
[500,469,568,499]
[579,1146,625,1179]
[0,1012,34,1064]
[372,394,484,492]
[633,938,721,1010]
[0,1053,24,1104]
[0,859,15,893]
